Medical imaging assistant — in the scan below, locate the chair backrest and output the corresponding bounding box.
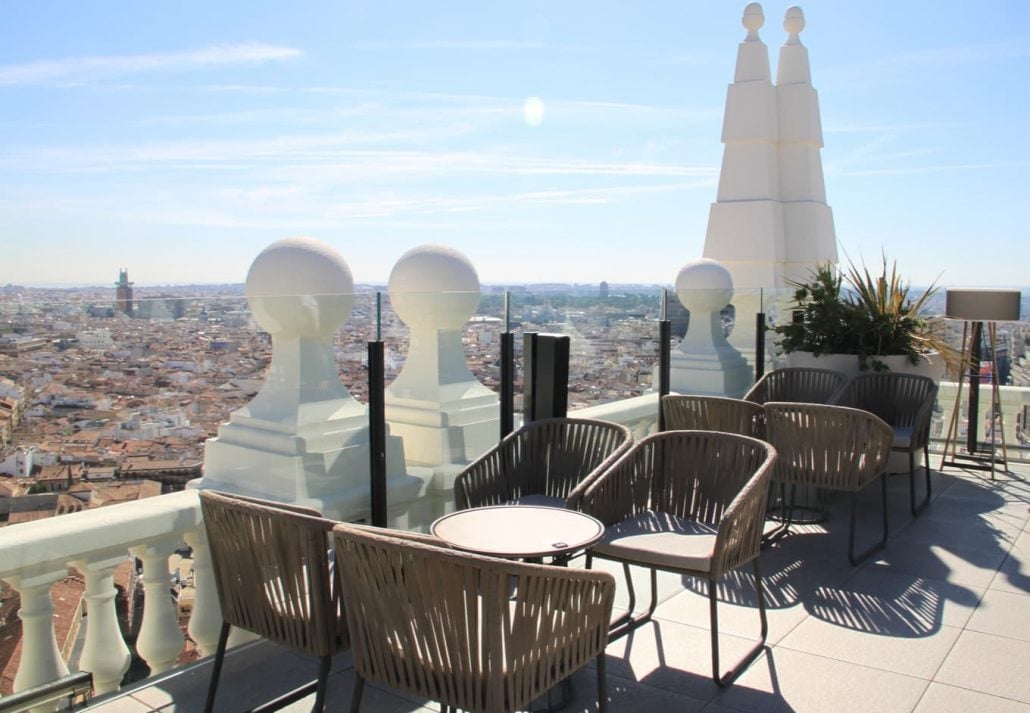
[744,367,848,405]
[581,430,776,576]
[332,523,615,713]
[662,394,765,437]
[199,490,347,657]
[763,402,892,492]
[455,417,632,509]
[833,372,938,433]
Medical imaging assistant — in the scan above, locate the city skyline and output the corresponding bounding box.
[1,1,1028,289]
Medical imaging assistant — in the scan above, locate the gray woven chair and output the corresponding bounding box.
[833,372,939,516]
[200,490,348,713]
[763,403,893,565]
[662,394,765,437]
[333,523,616,713]
[744,366,848,405]
[579,430,777,686]
[454,417,632,511]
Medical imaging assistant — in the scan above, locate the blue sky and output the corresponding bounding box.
[1,1,1028,289]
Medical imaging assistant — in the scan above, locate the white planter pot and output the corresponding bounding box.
[785,350,944,383]
[785,351,861,380]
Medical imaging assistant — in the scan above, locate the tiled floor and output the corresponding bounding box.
[88,460,1030,712]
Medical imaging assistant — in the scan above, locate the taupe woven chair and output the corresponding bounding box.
[743,366,848,405]
[332,523,616,713]
[763,403,893,565]
[579,430,777,686]
[454,417,632,511]
[833,372,939,516]
[662,394,765,437]
[200,490,347,713]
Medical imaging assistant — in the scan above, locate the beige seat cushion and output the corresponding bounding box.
[591,510,717,573]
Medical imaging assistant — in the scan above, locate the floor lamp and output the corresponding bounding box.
[940,288,1022,479]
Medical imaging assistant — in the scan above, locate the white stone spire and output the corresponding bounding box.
[776,5,837,282]
[702,2,785,289]
[702,3,837,289]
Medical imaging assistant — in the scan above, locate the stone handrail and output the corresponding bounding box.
[0,490,220,700]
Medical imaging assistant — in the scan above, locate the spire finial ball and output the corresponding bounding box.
[742,3,765,33]
[784,6,805,36]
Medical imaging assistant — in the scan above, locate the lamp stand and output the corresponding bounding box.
[940,320,1009,479]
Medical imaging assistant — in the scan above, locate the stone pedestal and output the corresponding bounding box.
[385,245,500,517]
[193,237,421,525]
[669,259,753,398]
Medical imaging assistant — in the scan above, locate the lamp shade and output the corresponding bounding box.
[945,289,1022,322]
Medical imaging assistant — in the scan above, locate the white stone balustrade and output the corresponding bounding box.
[0,490,215,702]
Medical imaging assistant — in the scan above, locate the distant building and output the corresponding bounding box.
[600,281,609,299]
[115,268,134,316]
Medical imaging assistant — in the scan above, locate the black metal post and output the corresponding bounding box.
[658,319,671,431]
[966,320,983,454]
[754,311,766,382]
[367,339,387,527]
[500,330,514,439]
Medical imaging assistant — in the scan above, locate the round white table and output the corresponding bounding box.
[430,505,604,561]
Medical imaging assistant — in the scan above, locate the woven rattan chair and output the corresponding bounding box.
[454,417,632,511]
[833,372,939,516]
[200,490,347,713]
[763,403,893,565]
[332,523,616,713]
[743,366,848,405]
[662,394,765,437]
[579,430,777,686]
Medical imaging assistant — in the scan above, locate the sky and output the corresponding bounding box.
[1,1,1028,289]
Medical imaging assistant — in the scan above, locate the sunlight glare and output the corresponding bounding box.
[522,96,545,127]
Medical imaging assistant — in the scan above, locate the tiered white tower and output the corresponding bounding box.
[702,3,837,289]
[678,3,838,377]
[195,237,420,524]
[385,245,499,512]
[775,6,838,284]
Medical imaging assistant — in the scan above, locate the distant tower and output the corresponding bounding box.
[115,269,134,316]
[599,281,610,299]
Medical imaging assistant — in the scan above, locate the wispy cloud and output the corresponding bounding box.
[821,38,1030,82]
[0,43,301,86]
[353,39,545,51]
[837,160,1030,177]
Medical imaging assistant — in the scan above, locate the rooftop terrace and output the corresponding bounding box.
[85,458,1030,713]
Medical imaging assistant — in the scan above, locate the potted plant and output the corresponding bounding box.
[775,256,956,379]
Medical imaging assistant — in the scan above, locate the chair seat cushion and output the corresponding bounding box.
[893,426,914,449]
[591,510,717,573]
[509,493,566,508]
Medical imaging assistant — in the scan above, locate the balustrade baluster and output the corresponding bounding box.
[183,528,222,657]
[129,537,185,674]
[5,568,70,701]
[72,554,132,694]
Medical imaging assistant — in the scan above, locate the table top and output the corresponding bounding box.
[430,505,605,559]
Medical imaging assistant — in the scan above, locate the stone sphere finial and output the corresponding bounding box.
[245,236,354,340]
[784,6,805,40]
[742,3,765,40]
[675,258,734,313]
[389,244,480,330]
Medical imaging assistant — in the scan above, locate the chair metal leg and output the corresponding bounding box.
[203,622,231,713]
[909,449,932,517]
[762,483,793,545]
[597,651,608,713]
[349,674,365,713]
[848,474,889,566]
[311,655,331,713]
[608,566,658,640]
[710,560,768,687]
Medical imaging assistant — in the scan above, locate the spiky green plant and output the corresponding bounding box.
[775,256,960,372]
